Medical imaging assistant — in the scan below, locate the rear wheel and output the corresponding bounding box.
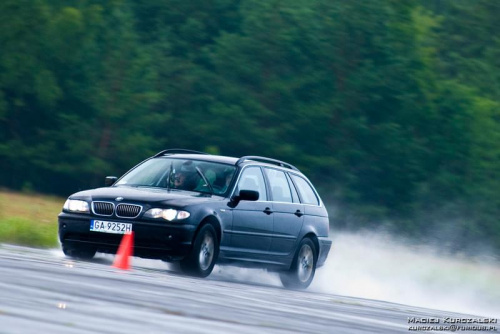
[180,224,219,277]
[62,243,96,260]
[280,238,317,289]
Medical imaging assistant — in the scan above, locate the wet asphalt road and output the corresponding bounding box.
[0,244,482,334]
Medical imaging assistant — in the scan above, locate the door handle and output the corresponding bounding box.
[294,210,303,217]
[263,207,273,215]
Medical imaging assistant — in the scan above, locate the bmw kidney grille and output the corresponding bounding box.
[92,201,141,218]
[92,201,114,216]
[116,204,141,218]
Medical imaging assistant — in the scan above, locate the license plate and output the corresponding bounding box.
[90,220,132,234]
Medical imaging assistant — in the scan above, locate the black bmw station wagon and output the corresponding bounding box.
[58,149,332,288]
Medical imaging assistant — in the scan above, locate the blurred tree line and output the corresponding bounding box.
[0,0,499,254]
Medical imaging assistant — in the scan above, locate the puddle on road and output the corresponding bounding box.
[43,232,500,318]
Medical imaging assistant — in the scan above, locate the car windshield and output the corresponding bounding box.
[115,158,236,196]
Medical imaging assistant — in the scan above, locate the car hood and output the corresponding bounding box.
[69,186,223,207]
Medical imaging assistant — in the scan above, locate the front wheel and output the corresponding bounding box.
[180,224,219,277]
[280,238,317,289]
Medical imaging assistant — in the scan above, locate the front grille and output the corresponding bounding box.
[116,204,141,218]
[93,202,114,216]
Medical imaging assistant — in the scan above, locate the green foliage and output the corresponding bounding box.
[0,0,499,254]
[0,217,58,248]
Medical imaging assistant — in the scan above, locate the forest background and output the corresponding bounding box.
[1,0,499,255]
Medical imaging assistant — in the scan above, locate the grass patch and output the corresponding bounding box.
[0,190,64,248]
[0,217,58,247]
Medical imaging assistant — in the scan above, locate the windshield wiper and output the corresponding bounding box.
[195,167,213,195]
[115,184,138,188]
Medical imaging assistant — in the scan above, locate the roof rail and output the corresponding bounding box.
[236,156,299,171]
[153,149,209,158]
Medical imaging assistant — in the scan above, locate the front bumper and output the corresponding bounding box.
[317,237,332,267]
[58,212,196,260]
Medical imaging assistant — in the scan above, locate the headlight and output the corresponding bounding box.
[63,199,90,213]
[143,208,190,221]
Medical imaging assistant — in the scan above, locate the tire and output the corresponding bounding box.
[280,238,317,289]
[180,224,219,278]
[62,243,96,260]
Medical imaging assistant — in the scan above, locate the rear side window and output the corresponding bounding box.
[290,175,319,205]
[237,167,267,201]
[264,168,293,203]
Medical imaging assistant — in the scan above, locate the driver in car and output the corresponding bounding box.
[173,163,198,191]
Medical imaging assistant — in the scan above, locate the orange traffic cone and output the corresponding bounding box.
[113,231,134,270]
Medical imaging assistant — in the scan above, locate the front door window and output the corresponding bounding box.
[236,167,267,201]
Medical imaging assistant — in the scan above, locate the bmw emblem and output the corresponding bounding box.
[115,197,124,202]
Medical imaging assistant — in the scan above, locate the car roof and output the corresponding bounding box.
[155,153,239,165]
[152,151,301,173]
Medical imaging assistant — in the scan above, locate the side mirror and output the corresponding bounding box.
[105,176,118,187]
[228,189,259,208]
[237,189,259,202]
